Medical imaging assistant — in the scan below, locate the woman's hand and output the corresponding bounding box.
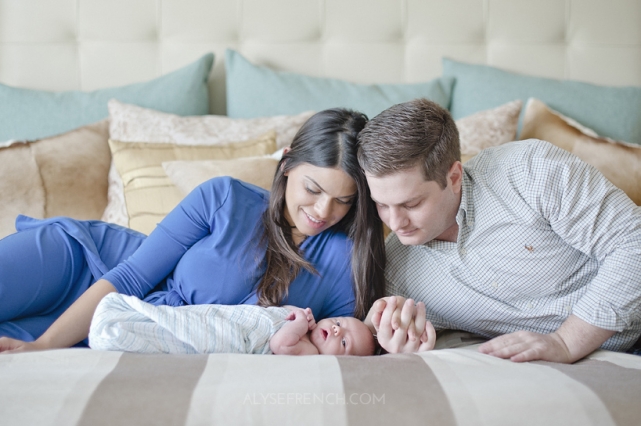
[1,279,118,354]
[0,337,45,354]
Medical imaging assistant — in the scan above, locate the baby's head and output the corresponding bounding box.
[309,317,375,356]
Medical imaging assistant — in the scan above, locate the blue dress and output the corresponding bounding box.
[0,177,355,345]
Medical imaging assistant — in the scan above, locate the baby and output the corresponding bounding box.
[89,293,375,356]
[269,306,375,356]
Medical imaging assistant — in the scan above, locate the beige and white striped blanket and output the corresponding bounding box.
[1,339,640,426]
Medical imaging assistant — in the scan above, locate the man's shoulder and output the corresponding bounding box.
[467,139,558,168]
[464,139,573,188]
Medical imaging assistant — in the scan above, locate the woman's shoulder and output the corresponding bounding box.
[197,176,270,201]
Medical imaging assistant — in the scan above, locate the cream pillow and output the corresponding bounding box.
[0,120,110,239]
[102,100,314,227]
[163,156,280,195]
[109,131,277,235]
[457,100,522,156]
[520,98,641,205]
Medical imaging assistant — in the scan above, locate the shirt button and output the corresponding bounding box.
[565,305,572,313]
[460,248,467,255]
[527,303,534,309]
[491,281,498,289]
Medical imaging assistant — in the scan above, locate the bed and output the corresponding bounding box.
[1,1,641,425]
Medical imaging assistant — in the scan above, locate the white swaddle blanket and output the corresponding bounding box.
[89,293,290,354]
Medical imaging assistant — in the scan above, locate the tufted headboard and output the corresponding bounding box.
[1,0,640,115]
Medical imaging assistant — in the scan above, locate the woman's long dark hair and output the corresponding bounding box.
[256,108,386,319]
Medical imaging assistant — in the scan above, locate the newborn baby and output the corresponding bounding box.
[269,306,374,356]
[89,293,375,356]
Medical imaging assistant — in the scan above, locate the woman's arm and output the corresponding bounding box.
[0,279,116,353]
[102,178,233,299]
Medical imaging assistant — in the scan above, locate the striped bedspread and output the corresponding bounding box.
[1,342,640,426]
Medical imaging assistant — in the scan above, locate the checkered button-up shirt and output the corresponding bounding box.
[385,139,641,351]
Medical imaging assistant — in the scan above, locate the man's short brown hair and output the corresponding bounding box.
[357,98,460,188]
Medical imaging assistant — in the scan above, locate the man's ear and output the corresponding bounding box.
[447,161,463,192]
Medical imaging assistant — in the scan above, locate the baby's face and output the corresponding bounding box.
[309,317,374,356]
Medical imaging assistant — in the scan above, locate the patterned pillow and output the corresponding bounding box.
[102,100,314,227]
[457,100,522,156]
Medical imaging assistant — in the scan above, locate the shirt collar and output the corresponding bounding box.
[423,168,474,251]
[456,169,474,229]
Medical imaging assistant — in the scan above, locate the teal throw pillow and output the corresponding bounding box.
[225,49,453,120]
[443,58,641,145]
[0,53,214,143]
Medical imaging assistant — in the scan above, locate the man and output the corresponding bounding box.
[360,98,641,363]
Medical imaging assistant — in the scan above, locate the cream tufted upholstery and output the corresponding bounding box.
[0,0,639,115]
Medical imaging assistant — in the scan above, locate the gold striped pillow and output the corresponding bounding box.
[108,131,276,234]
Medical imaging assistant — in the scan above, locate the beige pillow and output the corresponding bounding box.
[102,100,314,227]
[457,100,522,156]
[521,98,641,205]
[109,131,277,235]
[163,157,280,196]
[0,120,110,239]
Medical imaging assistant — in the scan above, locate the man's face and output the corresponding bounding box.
[366,163,463,245]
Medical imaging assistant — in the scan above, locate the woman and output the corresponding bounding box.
[0,108,386,352]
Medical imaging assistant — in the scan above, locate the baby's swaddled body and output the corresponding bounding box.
[89,293,289,354]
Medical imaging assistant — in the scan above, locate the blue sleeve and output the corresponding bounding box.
[102,177,233,298]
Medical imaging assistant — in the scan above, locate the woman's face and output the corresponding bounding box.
[283,163,357,244]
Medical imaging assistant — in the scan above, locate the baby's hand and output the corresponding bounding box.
[285,307,316,331]
[303,307,316,331]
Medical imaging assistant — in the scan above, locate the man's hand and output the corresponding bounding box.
[478,331,573,363]
[478,315,615,363]
[416,320,437,352]
[368,296,435,353]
